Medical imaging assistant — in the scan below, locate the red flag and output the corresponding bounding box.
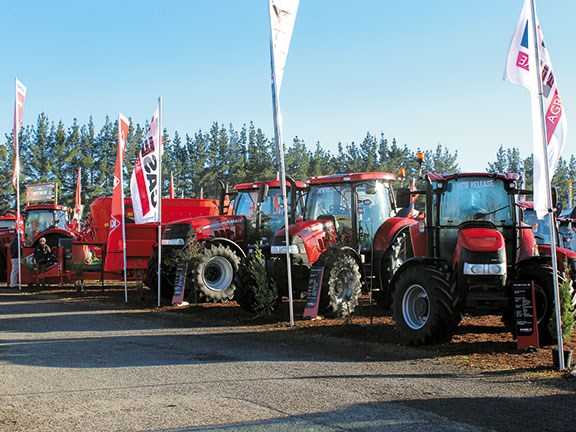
[74,167,82,221]
[104,114,130,273]
[12,79,27,188]
[169,172,175,199]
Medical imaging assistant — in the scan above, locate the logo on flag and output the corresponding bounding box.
[504,0,567,219]
[130,107,161,224]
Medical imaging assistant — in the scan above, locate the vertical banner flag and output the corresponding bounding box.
[104,114,130,273]
[269,0,299,97]
[130,107,161,223]
[504,0,567,218]
[74,167,83,222]
[13,79,27,188]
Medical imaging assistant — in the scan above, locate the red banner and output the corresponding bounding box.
[104,114,130,273]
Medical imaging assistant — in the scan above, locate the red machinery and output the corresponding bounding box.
[5,183,223,287]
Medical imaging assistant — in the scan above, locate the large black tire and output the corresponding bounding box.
[192,244,240,302]
[319,253,362,317]
[374,229,413,309]
[513,264,557,346]
[234,254,280,313]
[144,249,174,301]
[392,264,461,345]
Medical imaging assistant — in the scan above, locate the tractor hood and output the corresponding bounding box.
[162,215,248,246]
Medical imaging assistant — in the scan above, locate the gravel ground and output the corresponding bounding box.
[1,287,576,431]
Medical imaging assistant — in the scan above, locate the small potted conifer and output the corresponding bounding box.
[549,262,575,369]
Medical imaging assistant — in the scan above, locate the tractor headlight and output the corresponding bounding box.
[271,244,300,254]
[463,262,506,275]
[162,238,185,246]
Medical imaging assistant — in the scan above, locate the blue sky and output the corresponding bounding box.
[1,0,575,172]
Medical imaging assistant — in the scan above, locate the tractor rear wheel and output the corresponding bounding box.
[193,244,240,302]
[392,264,461,345]
[374,229,413,309]
[319,253,362,317]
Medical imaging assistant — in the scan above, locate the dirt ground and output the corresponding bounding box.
[15,282,576,381]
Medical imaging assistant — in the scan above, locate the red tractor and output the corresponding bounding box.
[263,172,411,317]
[387,172,557,345]
[146,178,306,303]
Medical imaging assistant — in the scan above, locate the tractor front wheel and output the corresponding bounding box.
[319,253,362,317]
[392,264,461,345]
[514,265,557,346]
[192,244,240,302]
[144,249,174,301]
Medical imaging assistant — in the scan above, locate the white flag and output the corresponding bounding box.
[269,0,299,96]
[130,107,161,224]
[504,0,567,218]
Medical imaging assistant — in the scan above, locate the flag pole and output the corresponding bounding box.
[14,78,22,291]
[119,120,128,304]
[268,1,298,327]
[271,63,294,327]
[529,0,564,369]
[157,96,163,308]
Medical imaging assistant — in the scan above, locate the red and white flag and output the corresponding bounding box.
[130,106,161,224]
[12,79,27,188]
[104,114,130,273]
[504,0,567,218]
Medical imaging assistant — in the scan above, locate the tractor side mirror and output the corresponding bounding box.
[257,184,269,204]
[396,187,411,208]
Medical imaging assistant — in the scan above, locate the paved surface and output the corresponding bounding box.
[1,291,575,431]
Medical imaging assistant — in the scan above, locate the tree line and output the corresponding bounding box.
[1,113,575,215]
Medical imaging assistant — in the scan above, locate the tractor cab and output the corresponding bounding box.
[233,179,306,246]
[304,173,396,253]
[428,174,518,264]
[23,205,70,247]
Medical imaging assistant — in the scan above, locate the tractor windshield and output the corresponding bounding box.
[438,177,513,227]
[24,209,69,246]
[235,188,302,236]
[306,179,394,250]
[357,180,394,250]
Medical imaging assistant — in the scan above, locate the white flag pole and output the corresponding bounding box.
[529,0,564,369]
[157,96,163,308]
[271,60,294,327]
[269,0,299,327]
[14,78,22,291]
[119,116,129,303]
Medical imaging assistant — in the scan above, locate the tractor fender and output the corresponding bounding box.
[514,255,554,273]
[201,237,246,260]
[373,217,418,253]
[390,256,446,288]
